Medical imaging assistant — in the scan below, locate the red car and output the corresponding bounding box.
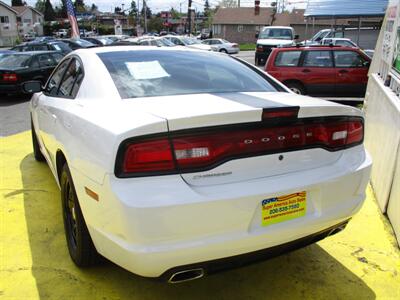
[265,45,371,97]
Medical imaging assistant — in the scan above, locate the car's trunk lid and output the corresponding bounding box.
[125,92,362,186]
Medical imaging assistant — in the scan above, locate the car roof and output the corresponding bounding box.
[74,45,208,55]
[322,38,352,41]
[277,45,360,51]
[261,26,293,29]
[2,51,60,55]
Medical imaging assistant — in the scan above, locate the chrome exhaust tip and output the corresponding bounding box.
[168,268,204,284]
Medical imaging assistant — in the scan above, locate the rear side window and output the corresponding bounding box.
[58,59,84,98]
[334,51,367,68]
[52,42,72,52]
[275,51,301,67]
[303,51,333,67]
[30,56,39,68]
[51,53,63,63]
[335,40,355,47]
[33,45,48,51]
[38,54,55,67]
[45,58,70,96]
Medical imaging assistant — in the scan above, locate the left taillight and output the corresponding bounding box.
[2,73,18,82]
[116,117,364,178]
[122,138,175,174]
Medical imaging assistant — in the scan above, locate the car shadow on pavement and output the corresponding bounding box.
[0,94,30,106]
[19,153,376,300]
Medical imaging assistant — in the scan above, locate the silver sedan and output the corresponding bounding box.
[202,38,240,54]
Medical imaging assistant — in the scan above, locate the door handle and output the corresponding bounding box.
[339,69,349,74]
[302,69,311,73]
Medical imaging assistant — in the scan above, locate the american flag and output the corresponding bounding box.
[65,0,80,39]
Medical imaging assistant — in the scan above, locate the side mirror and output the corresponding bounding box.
[22,80,42,94]
[294,34,299,40]
[255,33,259,39]
[363,61,371,68]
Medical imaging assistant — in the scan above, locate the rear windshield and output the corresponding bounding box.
[98,50,277,99]
[0,54,31,68]
[73,39,95,47]
[52,42,72,52]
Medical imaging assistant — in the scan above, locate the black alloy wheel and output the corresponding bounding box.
[61,164,99,267]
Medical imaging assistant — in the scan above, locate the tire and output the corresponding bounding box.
[255,57,264,66]
[285,82,305,95]
[219,49,228,53]
[31,119,45,162]
[61,163,100,267]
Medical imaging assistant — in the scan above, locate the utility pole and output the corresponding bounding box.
[238,0,240,7]
[137,0,140,36]
[188,0,192,34]
[144,0,147,33]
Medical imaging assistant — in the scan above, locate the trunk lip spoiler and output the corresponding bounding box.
[114,115,364,178]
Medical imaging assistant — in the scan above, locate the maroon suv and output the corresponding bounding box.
[265,45,371,97]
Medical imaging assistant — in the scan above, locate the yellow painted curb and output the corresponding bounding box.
[1,131,399,299]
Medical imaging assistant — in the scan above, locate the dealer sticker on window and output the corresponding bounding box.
[261,192,306,227]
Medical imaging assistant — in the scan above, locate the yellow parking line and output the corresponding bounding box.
[1,131,399,299]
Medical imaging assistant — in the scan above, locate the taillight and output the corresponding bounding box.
[116,118,364,177]
[232,44,239,48]
[122,139,174,173]
[2,73,18,82]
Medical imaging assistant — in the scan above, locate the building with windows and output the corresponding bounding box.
[0,1,18,46]
[0,1,43,46]
[211,7,383,45]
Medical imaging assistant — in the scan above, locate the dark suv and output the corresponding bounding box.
[265,45,371,97]
[11,41,72,55]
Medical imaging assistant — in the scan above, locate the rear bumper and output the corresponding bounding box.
[228,48,240,54]
[72,146,372,278]
[159,219,350,282]
[0,83,21,94]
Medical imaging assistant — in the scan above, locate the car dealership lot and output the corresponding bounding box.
[0,48,398,298]
[1,131,399,299]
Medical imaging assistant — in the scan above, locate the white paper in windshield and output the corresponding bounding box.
[125,61,170,80]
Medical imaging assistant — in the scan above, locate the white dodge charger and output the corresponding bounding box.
[26,46,372,283]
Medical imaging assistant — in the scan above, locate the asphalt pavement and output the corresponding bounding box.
[0,95,31,137]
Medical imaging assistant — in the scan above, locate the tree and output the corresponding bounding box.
[170,7,180,19]
[44,0,55,21]
[12,0,24,6]
[114,6,122,15]
[147,16,163,32]
[57,0,67,18]
[35,0,45,13]
[141,5,152,19]
[74,0,86,13]
[90,4,98,12]
[218,0,237,8]
[129,1,138,17]
[204,0,210,17]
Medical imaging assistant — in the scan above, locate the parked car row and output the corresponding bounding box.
[0,34,241,97]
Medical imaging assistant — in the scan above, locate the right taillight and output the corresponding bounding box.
[115,117,364,177]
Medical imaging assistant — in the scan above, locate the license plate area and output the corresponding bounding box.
[261,192,307,226]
